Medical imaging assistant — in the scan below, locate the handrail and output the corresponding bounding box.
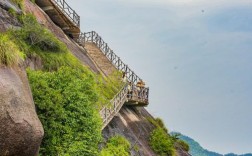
[100,83,128,129]
[128,85,149,104]
[79,31,150,129]
[50,0,80,27]
[79,31,142,84]
[100,83,149,129]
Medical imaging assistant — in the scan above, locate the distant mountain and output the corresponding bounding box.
[171,132,252,156]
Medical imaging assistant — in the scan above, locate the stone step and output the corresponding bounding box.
[85,43,116,76]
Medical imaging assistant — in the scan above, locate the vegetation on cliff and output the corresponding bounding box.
[0,33,23,66]
[7,14,123,103]
[100,135,131,156]
[150,128,175,155]
[0,12,125,155]
[148,118,189,156]
[28,67,102,155]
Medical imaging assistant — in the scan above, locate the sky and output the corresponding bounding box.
[69,0,252,154]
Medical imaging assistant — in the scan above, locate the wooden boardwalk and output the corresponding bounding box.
[35,0,80,40]
[36,0,149,130]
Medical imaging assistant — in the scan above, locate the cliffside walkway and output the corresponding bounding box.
[81,32,149,129]
[35,0,80,40]
[36,0,149,130]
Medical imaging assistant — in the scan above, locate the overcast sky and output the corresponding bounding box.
[69,0,252,154]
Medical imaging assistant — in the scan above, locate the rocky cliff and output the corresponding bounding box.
[0,3,43,156]
[0,1,189,155]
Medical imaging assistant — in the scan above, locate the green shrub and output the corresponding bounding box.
[148,117,168,133]
[34,48,83,71]
[149,128,175,156]
[8,8,17,17]
[0,33,23,66]
[100,135,131,156]
[27,67,102,155]
[8,14,83,71]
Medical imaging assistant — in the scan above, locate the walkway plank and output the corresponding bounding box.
[35,0,80,40]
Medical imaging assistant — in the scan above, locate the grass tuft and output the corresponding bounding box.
[10,0,24,10]
[0,34,23,66]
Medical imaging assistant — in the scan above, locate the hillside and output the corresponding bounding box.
[174,133,252,156]
[0,0,190,155]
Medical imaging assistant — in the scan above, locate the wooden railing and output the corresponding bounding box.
[51,0,80,27]
[100,83,149,129]
[100,83,128,129]
[128,85,149,104]
[79,31,142,84]
[80,31,150,129]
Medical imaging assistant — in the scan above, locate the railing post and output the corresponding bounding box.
[104,108,107,123]
[77,15,80,27]
[114,101,116,112]
[99,37,102,48]
[91,31,94,42]
[105,44,108,55]
[131,72,134,83]
[83,33,85,46]
[62,0,65,8]
[125,65,128,75]
[117,58,120,69]
[73,10,76,22]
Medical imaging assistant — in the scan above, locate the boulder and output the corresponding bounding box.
[0,66,44,156]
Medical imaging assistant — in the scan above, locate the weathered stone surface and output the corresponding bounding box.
[24,54,43,70]
[103,106,191,156]
[0,0,22,14]
[0,5,20,32]
[0,66,44,156]
[103,106,157,156]
[176,147,191,156]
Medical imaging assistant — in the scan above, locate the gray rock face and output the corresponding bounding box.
[0,0,22,14]
[0,5,20,32]
[103,106,191,156]
[103,106,157,156]
[0,66,44,156]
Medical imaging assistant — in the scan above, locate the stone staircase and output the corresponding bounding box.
[85,43,116,77]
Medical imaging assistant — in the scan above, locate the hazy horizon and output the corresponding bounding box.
[70,0,252,154]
